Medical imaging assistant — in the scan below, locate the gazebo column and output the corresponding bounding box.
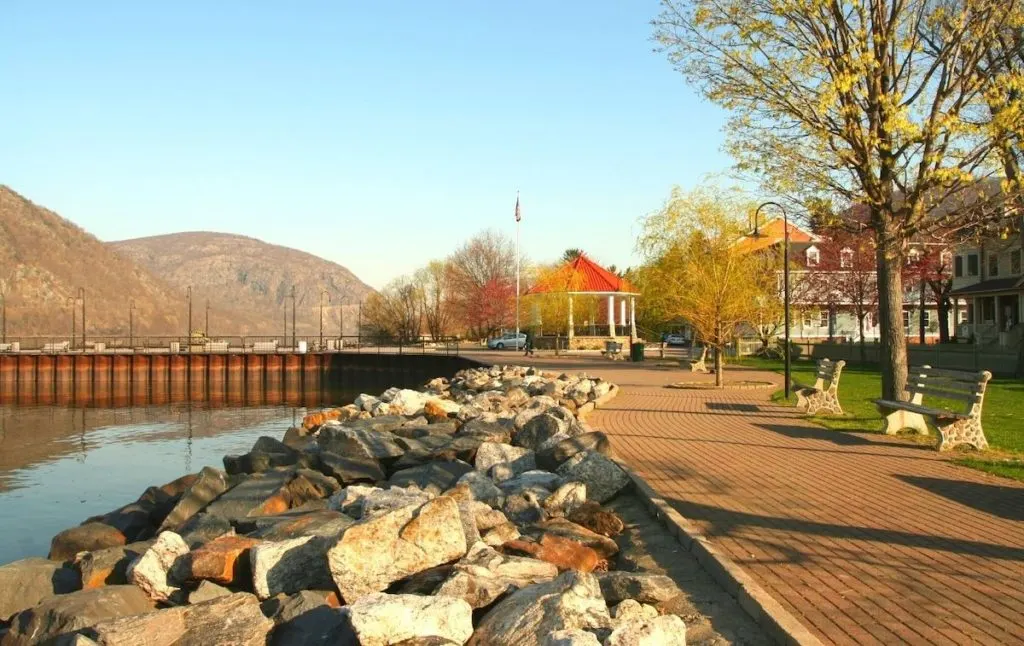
[567,295,574,345]
[619,299,626,336]
[607,295,615,338]
[630,297,637,339]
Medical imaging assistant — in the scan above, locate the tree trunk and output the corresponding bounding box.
[937,295,950,344]
[876,229,908,400]
[714,346,723,387]
[858,313,866,363]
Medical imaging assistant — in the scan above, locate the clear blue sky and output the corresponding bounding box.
[0,1,733,288]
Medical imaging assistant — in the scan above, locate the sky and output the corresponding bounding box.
[0,1,734,289]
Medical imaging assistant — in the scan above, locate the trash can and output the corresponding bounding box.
[630,342,645,362]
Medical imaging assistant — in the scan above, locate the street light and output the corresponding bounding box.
[290,286,297,349]
[68,297,76,350]
[77,287,85,351]
[753,201,791,400]
[339,298,346,348]
[186,286,192,351]
[129,299,136,349]
[319,289,331,350]
[205,300,210,338]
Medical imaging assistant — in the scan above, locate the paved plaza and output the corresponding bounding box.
[472,354,1024,645]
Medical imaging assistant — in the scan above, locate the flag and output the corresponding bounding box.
[514,193,521,222]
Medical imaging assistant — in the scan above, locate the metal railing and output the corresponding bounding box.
[0,334,463,356]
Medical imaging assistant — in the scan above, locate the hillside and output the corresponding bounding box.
[0,185,266,338]
[112,232,375,336]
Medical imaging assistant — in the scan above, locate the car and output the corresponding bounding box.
[487,332,527,350]
[664,334,687,346]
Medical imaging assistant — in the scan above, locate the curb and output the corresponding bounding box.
[580,384,823,646]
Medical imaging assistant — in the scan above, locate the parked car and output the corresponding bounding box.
[487,332,527,350]
[664,334,687,346]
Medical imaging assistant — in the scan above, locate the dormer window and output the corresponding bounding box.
[840,248,853,268]
[806,246,820,267]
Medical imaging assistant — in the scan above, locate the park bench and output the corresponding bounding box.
[792,358,846,415]
[42,342,69,353]
[602,340,623,360]
[689,346,709,373]
[874,365,993,451]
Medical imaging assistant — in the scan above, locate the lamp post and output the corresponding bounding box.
[129,300,136,349]
[68,297,76,350]
[205,300,210,338]
[319,289,331,350]
[186,286,192,351]
[339,298,345,347]
[290,286,297,349]
[77,287,85,350]
[754,201,791,400]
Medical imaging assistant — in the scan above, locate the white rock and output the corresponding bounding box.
[249,536,334,599]
[355,394,380,412]
[556,451,630,504]
[379,387,401,403]
[611,599,660,625]
[542,629,603,645]
[360,485,435,518]
[370,401,393,416]
[127,531,188,602]
[389,389,430,416]
[543,482,588,517]
[475,442,537,475]
[345,593,474,646]
[457,471,504,507]
[604,614,687,645]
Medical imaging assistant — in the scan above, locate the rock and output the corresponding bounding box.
[610,599,659,625]
[327,484,381,515]
[286,469,342,505]
[344,593,474,646]
[455,501,482,547]
[389,565,455,596]
[327,497,468,602]
[514,413,569,451]
[502,492,547,526]
[469,571,611,646]
[537,433,612,471]
[355,394,381,412]
[84,592,274,646]
[203,470,296,522]
[188,580,232,603]
[504,535,602,573]
[282,426,315,449]
[178,512,234,548]
[512,396,558,429]
[498,470,562,494]
[1,585,153,646]
[538,518,619,559]
[433,435,487,463]
[73,542,151,589]
[461,542,559,587]
[0,558,80,621]
[158,466,229,532]
[482,522,521,547]
[49,522,127,562]
[424,399,460,422]
[556,452,630,504]
[388,461,474,495]
[126,531,189,603]
[475,442,536,475]
[456,472,503,507]
[543,482,588,517]
[322,426,405,461]
[541,629,602,645]
[250,536,335,599]
[389,389,430,416]
[458,418,513,444]
[567,502,625,538]
[230,436,302,475]
[596,572,682,605]
[471,504,509,531]
[435,569,514,609]
[360,486,435,518]
[303,408,343,429]
[249,509,355,540]
[604,614,686,645]
[266,591,350,645]
[182,534,259,585]
[90,487,174,543]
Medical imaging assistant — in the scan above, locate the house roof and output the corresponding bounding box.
[949,277,1024,296]
[526,254,638,295]
[735,218,818,254]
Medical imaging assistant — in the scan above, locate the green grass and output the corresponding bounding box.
[732,356,1024,480]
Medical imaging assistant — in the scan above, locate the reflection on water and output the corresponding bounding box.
[0,384,358,565]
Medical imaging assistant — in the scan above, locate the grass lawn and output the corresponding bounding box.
[732,356,1024,481]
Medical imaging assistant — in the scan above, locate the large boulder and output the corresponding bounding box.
[604,614,687,645]
[566,502,625,538]
[468,571,611,646]
[389,389,430,416]
[224,436,303,475]
[359,486,435,519]
[202,470,296,522]
[514,413,568,451]
[181,534,259,586]
[504,535,602,573]
[543,482,588,518]
[541,630,602,646]
[265,591,350,645]
[596,572,682,605]
[318,450,386,485]
[388,461,474,495]
[83,592,274,646]
[327,497,468,602]
[474,442,536,475]
[49,522,127,562]
[319,426,404,461]
[512,397,559,429]
[1,585,153,646]
[250,535,335,599]
[435,542,558,609]
[458,417,514,444]
[178,513,234,548]
[0,558,80,621]
[158,467,229,532]
[249,509,355,541]
[456,472,503,507]
[126,531,189,603]
[537,433,612,471]
[343,593,474,646]
[555,452,630,504]
[73,542,151,590]
[537,518,619,559]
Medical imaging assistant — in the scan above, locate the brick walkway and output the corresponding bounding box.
[476,354,1024,645]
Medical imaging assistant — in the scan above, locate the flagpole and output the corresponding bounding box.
[515,190,521,346]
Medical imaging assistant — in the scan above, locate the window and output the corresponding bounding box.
[967,254,979,276]
[922,310,930,328]
[806,246,820,267]
[955,255,964,277]
[840,248,853,268]
[988,253,999,277]
[819,310,829,328]
[1012,249,1022,275]
[803,314,813,328]
[907,248,921,265]
[940,250,953,268]
[903,310,911,332]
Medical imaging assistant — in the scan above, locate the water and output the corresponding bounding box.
[0,395,355,564]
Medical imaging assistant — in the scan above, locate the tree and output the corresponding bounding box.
[637,185,775,386]
[654,0,1023,399]
[807,228,880,360]
[415,260,456,341]
[905,246,955,343]
[561,248,584,263]
[447,230,517,339]
[361,277,422,342]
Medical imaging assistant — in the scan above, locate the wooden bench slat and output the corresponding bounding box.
[874,399,969,420]
[907,377,985,393]
[906,386,980,405]
[908,366,989,381]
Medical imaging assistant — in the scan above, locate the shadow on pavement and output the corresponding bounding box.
[894,474,1024,522]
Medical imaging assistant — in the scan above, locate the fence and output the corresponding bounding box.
[800,341,1019,377]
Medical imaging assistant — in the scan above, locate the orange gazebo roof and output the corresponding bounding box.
[526,254,638,295]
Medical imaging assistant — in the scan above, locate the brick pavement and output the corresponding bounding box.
[474,354,1024,645]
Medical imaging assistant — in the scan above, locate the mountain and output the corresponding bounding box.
[0,185,265,338]
[111,232,375,336]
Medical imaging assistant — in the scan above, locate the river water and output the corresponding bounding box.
[0,389,357,565]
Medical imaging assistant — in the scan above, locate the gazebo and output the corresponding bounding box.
[525,253,640,348]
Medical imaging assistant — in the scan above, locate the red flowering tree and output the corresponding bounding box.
[904,246,955,343]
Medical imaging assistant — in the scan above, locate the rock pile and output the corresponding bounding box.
[0,365,688,645]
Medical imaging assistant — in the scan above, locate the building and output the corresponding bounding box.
[949,221,1024,347]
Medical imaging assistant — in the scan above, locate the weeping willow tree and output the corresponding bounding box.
[638,185,777,386]
[655,0,1024,399]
